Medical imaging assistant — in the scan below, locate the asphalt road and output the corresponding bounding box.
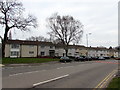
[2,60,118,89]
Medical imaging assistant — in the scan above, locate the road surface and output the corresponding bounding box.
[2,60,118,89]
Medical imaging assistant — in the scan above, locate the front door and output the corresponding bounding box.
[49,50,55,57]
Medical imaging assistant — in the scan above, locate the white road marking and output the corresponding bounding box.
[25,70,46,74]
[64,66,74,68]
[9,67,14,69]
[9,73,23,76]
[57,66,74,69]
[33,74,69,87]
[57,67,64,69]
[61,63,65,64]
[8,64,74,77]
[4,65,36,69]
[9,70,46,77]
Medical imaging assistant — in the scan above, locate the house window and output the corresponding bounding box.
[29,45,34,48]
[41,52,45,56]
[100,54,103,56]
[74,54,77,56]
[11,44,19,49]
[11,51,19,56]
[41,45,45,48]
[69,53,72,55]
[50,46,53,49]
[29,51,34,54]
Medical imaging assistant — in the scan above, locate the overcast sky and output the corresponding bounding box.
[0,0,119,48]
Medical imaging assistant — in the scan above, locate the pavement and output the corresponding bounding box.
[2,60,118,89]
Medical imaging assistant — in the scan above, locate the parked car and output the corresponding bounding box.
[85,56,93,61]
[59,57,72,62]
[104,56,110,59]
[91,56,99,60]
[98,57,105,60]
[115,57,120,60]
[74,56,86,61]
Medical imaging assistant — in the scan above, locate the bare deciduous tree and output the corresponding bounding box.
[0,0,37,57]
[26,36,47,41]
[47,13,83,56]
[26,35,60,42]
[115,46,120,51]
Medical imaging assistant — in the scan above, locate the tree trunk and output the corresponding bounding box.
[65,49,68,57]
[2,26,9,57]
[64,44,68,57]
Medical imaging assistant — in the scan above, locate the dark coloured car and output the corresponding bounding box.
[104,56,110,59]
[85,56,92,61]
[91,57,99,60]
[75,56,85,61]
[59,57,72,62]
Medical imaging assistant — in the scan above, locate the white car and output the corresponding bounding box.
[98,57,105,60]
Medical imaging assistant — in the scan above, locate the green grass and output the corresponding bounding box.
[2,58,59,64]
[107,77,120,89]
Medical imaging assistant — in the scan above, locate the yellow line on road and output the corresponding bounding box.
[94,69,117,90]
[99,70,117,88]
[95,70,114,88]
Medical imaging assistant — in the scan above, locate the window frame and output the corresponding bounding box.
[41,51,45,56]
[11,51,19,56]
[29,51,34,54]
[11,44,19,49]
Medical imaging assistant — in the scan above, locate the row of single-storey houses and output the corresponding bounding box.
[4,40,118,58]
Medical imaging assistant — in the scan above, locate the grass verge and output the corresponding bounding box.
[2,58,59,64]
[107,77,120,89]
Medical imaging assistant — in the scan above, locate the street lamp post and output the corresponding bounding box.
[86,33,91,47]
[86,33,91,60]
